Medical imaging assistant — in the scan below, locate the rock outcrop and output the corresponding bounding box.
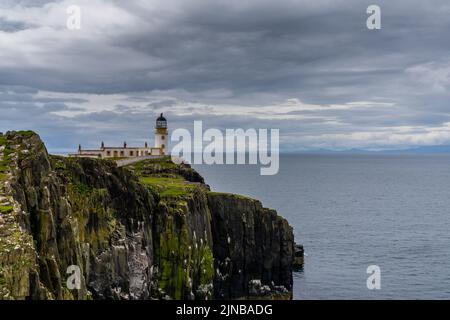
[208,193,294,299]
[0,131,296,300]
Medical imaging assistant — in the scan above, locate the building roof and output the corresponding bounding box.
[102,147,148,150]
[157,113,166,122]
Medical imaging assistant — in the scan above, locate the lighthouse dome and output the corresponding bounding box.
[156,113,167,128]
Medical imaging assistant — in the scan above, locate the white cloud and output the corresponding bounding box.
[35,90,394,121]
[298,123,450,150]
[406,61,450,93]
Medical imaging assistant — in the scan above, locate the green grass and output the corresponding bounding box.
[16,130,35,137]
[131,157,203,198]
[0,205,13,214]
[139,155,174,165]
[140,176,196,197]
[53,161,66,171]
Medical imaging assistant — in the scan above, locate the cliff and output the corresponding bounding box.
[0,131,297,300]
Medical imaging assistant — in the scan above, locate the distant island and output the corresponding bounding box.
[0,131,302,300]
[288,145,450,154]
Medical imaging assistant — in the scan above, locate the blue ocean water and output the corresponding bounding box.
[193,154,450,299]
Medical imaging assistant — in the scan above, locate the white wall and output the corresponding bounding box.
[155,133,168,153]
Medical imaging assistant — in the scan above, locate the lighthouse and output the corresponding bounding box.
[70,114,168,158]
[155,113,168,155]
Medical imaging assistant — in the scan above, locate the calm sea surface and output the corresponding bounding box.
[193,154,450,299]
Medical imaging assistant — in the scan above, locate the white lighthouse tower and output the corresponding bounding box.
[155,113,168,155]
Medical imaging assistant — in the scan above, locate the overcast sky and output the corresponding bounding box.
[1,0,450,153]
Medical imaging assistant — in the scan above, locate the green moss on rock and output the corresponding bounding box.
[154,197,214,300]
[0,206,13,214]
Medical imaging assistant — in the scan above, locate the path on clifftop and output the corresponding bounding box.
[115,156,163,167]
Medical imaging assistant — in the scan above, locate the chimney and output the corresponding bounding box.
[124,141,127,148]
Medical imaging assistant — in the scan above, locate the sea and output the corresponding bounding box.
[193,154,450,299]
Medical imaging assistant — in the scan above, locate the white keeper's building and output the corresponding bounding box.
[69,113,168,159]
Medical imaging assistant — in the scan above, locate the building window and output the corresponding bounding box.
[157,120,167,128]
[130,151,134,156]
[161,144,165,149]
[107,151,111,156]
[120,151,124,156]
[162,136,165,140]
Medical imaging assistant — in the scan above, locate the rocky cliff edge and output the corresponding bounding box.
[0,131,298,300]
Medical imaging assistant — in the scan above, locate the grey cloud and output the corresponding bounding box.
[147,99,178,109]
[0,18,33,32]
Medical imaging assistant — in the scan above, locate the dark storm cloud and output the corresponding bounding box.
[1,0,450,151]
[1,0,447,97]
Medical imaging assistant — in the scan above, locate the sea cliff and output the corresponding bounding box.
[0,131,298,300]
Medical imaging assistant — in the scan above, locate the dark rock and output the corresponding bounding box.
[207,193,294,299]
[293,244,304,271]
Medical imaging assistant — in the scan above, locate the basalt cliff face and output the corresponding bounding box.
[0,131,296,300]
